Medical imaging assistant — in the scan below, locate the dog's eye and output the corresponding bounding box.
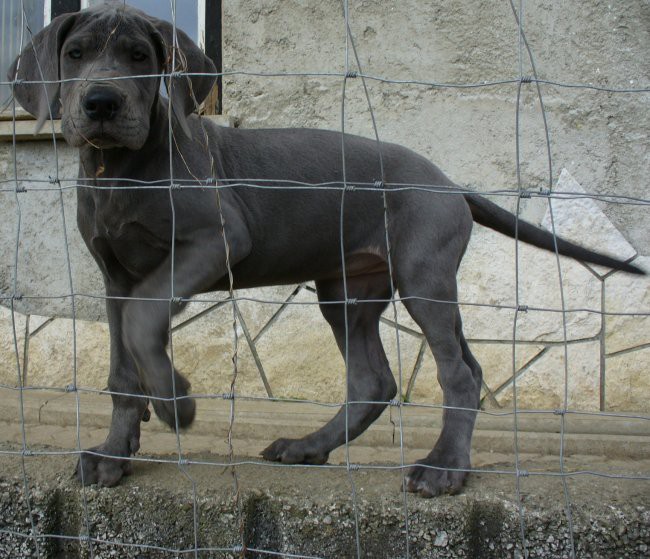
[68,48,82,60]
[132,50,147,62]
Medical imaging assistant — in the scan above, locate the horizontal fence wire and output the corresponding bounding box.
[2,71,650,94]
[1,0,648,558]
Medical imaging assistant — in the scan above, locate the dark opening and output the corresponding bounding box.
[205,0,222,114]
[51,0,81,18]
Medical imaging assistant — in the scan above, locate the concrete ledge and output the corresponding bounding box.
[1,390,649,557]
[0,450,649,558]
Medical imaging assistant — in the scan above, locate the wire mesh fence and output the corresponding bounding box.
[1,0,649,557]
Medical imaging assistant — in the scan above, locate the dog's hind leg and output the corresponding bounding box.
[397,257,481,497]
[262,272,397,464]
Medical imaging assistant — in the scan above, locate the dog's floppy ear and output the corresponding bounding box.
[150,20,217,137]
[7,12,77,133]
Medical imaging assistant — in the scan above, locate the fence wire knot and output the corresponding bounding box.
[517,304,529,313]
[346,298,358,305]
[178,458,189,466]
[553,408,567,416]
[12,293,23,301]
[64,384,77,393]
[517,468,530,478]
[222,391,235,400]
[389,399,402,407]
[169,71,184,79]
[80,534,92,544]
[345,70,358,78]
[22,448,33,457]
[344,184,356,191]
[48,176,60,186]
[171,296,183,305]
[520,76,533,84]
[232,544,244,554]
[15,185,26,193]
[170,182,182,190]
[348,463,361,471]
[519,190,532,199]
[538,187,551,196]
[373,179,384,189]
[204,177,217,186]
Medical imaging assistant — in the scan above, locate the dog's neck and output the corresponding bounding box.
[78,101,172,182]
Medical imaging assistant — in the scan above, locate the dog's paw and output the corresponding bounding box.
[151,394,196,431]
[404,453,470,497]
[74,445,133,488]
[261,438,329,465]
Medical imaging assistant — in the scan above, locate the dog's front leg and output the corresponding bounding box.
[75,283,148,487]
[122,229,250,431]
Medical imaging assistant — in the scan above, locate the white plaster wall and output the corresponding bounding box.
[0,1,647,411]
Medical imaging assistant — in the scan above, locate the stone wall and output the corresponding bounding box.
[0,0,648,412]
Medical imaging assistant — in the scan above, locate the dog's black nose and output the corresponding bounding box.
[82,88,122,121]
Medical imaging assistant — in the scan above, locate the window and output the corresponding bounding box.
[1,0,222,113]
[1,0,46,107]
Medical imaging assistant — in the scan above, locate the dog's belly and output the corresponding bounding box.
[213,250,389,290]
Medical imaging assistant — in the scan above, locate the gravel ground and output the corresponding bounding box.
[1,444,649,558]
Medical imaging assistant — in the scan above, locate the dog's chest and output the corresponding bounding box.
[89,193,170,278]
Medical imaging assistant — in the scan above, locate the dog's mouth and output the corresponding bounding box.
[84,134,121,149]
[62,115,148,151]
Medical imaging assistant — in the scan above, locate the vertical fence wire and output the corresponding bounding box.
[165,6,205,559]
[512,0,530,554]
[509,1,578,555]
[14,1,97,557]
[339,4,364,557]
[9,6,41,556]
[341,14,412,558]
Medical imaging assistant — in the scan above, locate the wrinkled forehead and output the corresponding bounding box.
[64,7,155,50]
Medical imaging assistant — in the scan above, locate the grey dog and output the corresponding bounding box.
[9,4,643,496]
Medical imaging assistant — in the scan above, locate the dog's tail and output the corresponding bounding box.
[464,193,645,275]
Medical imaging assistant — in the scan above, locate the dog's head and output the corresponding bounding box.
[8,4,216,150]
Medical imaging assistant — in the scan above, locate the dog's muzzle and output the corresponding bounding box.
[82,86,123,122]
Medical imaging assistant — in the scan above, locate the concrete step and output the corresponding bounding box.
[1,389,649,461]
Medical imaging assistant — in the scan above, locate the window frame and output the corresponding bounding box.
[3,0,222,119]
